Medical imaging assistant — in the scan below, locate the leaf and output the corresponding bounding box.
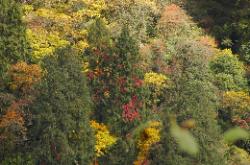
[170,125,199,155]
[223,127,249,144]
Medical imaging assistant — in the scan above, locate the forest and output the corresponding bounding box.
[0,0,250,164]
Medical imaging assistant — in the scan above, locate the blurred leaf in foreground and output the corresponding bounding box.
[170,123,199,155]
[224,127,249,144]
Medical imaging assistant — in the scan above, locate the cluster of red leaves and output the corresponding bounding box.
[232,117,250,129]
[118,77,128,94]
[87,71,95,80]
[132,76,144,88]
[88,48,145,122]
[93,48,111,62]
[87,49,112,81]
[118,76,143,93]
[122,95,142,122]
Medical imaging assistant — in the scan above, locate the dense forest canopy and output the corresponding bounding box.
[0,0,249,164]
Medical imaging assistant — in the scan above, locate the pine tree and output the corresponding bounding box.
[0,0,29,78]
[149,40,226,165]
[29,47,94,164]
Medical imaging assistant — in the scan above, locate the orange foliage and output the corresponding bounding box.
[157,4,192,37]
[158,4,190,26]
[0,109,24,128]
[199,35,218,48]
[8,61,42,93]
[0,110,26,141]
[0,99,30,142]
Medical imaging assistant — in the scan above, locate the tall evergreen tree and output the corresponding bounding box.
[0,0,29,78]
[97,27,144,165]
[0,0,32,163]
[29,47,94,164]
[85,18,115,122]
[149,40,226,165]
[86,20,148,165]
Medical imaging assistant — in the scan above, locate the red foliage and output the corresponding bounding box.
[87,71,95,80]
[133,76,143,88]
[232,118,249,129]
[122,95,142,122]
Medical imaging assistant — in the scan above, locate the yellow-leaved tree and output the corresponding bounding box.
[22,0,107,60]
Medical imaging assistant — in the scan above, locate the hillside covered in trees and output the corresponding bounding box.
[0,0,250,164]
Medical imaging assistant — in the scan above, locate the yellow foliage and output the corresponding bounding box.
[26,29,70,60]
[215,49,234,57]
[83,0,107,17]
[144,72,168,105]
[90,120,117,157]
[134,121,161,165]
[35,8,71,24]
[144,72,167,89]
[22,4,34,16]
[228,146,250,165]
[222,91,250,114]
[23,0,107,59]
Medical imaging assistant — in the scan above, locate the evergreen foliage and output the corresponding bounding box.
[0,0,29,77]
[1,1,249,164]
[29,47,94,164]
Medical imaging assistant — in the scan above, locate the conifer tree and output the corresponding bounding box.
[0,1,32,163]
[0,0,29,78]
[85,18,114,122]
[86,20,148,165]
[97,27,144,164]
[29,47,94,164]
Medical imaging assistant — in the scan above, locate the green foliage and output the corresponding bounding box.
[0,0,29,78]
[1,1,249,164]
[87,18,110,48]
[210,49,247,91]
[240,41,250,64]
[104,0,161,42]
[29,47,94,164]
[98,138,137,165]
[185,0,250,53]
[150,40,226,165]
[1,153,34,165]
[85,18,114,122]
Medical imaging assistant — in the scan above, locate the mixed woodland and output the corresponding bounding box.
[0,0,250,164]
